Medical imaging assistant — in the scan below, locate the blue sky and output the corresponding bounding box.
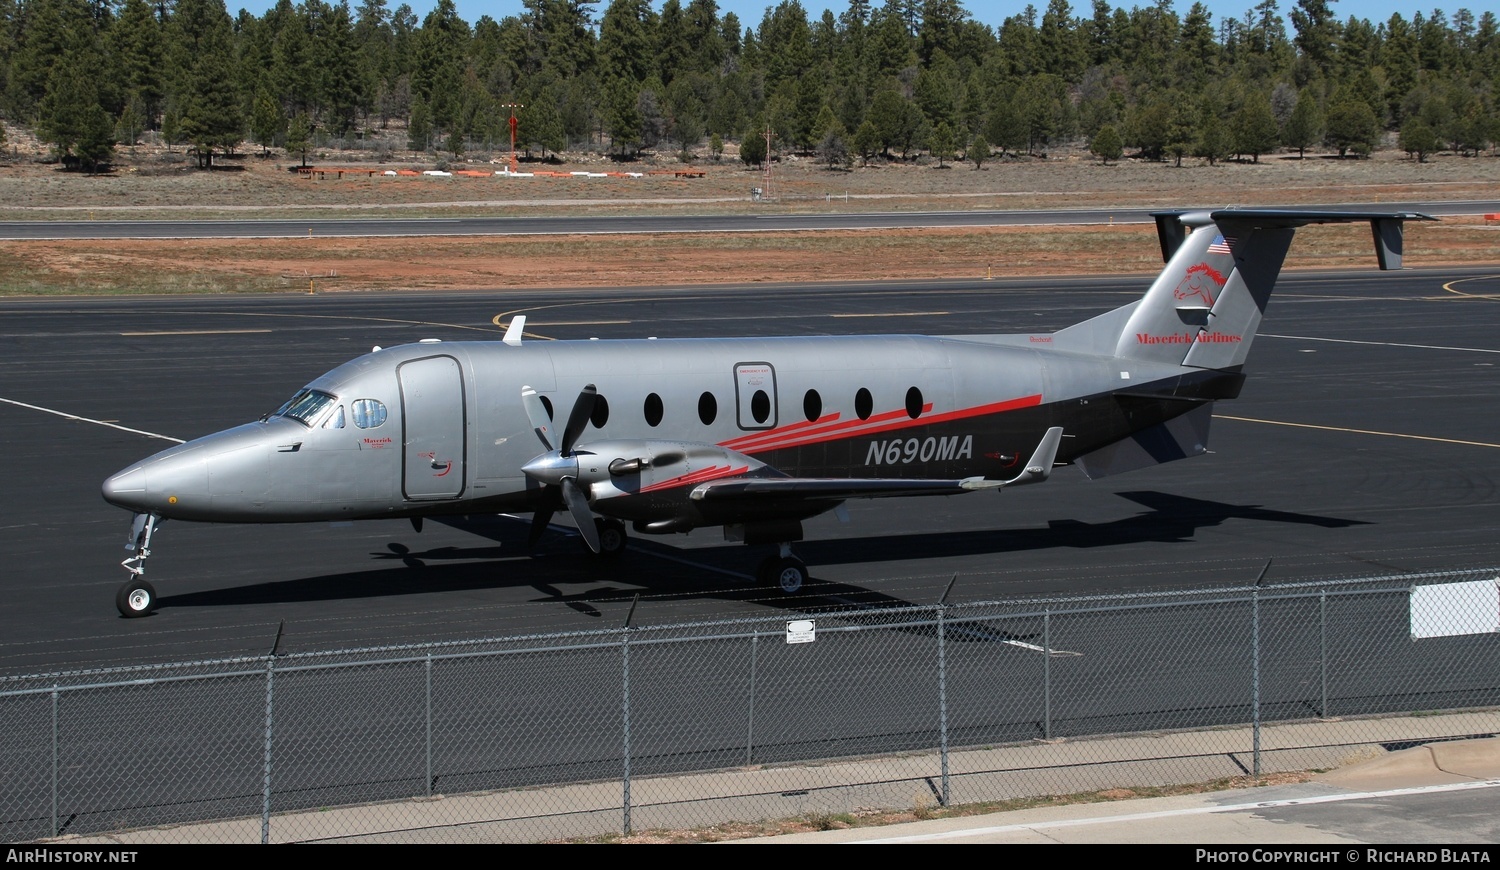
[226,1,1474,32]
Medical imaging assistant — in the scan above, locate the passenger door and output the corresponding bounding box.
[399,355,466,500]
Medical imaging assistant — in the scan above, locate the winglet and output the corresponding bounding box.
[503,315,527,346]
[961,426,1064,490]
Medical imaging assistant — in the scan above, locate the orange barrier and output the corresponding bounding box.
[294,165,708,180]
[1484,213,1499,223]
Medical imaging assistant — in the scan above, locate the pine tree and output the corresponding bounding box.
[1194,109,1231,165]
[286,111,313,165]
[1090,123,1122,164]
[929,120,955,166]
[738,125,766,165]
[178,29,245,169]
[1324,88,1378,157]
[1283,90,1323,157]
[851,118,879,166]
[1398,117,1439,162]
[37,50,115,171]
[967,131,989,168]
[1231,91,1279,162]
[252,89,284,157]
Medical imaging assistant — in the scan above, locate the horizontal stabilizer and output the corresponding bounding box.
[1152,208,1435,268]
[1076,403,1213,480]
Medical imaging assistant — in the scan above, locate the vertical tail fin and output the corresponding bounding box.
[1055,209,1434,368]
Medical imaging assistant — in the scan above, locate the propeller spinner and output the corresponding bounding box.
[521,384,602,552]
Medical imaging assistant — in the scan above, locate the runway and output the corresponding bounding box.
[0,199,1495,239]
[1,267,1498,674]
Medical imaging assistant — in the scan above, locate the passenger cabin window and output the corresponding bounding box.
[275,389,338,427]
[698,392,717,425]
[905,387,924,419]
[750,390,771,424]
[351,399,387,429]
[855,388,873,421]
[644,393,664,427]
[591,395,610,428]
[803,390,822,422]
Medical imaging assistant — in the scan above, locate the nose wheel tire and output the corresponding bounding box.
[593,518,628,558]
[116,578,157,618]
[757,555,808,594]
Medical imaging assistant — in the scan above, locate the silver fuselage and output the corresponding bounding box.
[101,331,1216,527]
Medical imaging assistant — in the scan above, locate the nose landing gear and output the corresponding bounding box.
[116,513,162,618]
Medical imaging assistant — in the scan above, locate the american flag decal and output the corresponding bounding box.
[1208,234,1234,255]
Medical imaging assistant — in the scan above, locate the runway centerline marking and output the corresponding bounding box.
[829,311,952,318]
[0,397,184,443]
[1215,415,1500,449]
[1261,333,1500,354]
[120,329,273,336]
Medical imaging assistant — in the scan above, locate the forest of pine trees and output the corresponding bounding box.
[2,0,1498,172]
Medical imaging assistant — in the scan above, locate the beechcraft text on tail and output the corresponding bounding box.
[101,207,1434,617]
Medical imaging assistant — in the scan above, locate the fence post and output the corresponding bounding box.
[1043,608,1052,740]
[1319,590,1329,718]
[937,602,950,807]
[1251,588,1262,777]
[425,652,434,797]
[745,633,759,766]
[50,685,58,837]
[621,628,632,836]
[261,656,275,844]
[622,596,639,837]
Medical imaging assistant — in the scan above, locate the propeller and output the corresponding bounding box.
[521,384,601,552]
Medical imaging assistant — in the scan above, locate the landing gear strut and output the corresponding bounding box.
[756,543,808,594]
[116,513,161,618]
[593,518,628,558]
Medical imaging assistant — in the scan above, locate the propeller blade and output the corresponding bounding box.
[527,507,554,548]
[561,478,600,553]
[520,385,555,451]
[560,384,597,456]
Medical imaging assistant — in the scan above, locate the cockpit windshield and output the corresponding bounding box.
[272,389,338,427]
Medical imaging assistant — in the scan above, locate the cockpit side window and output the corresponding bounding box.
[322,405,346,429]
[351,399,388,429]
[276,389,339,427]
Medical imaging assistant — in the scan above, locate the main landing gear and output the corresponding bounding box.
[756,544,809,594]
[116,513,161,618]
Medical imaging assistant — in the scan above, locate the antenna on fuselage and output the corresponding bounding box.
[503,315,526,346]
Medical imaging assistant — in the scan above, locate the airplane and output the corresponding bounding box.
[101,207,1432,617]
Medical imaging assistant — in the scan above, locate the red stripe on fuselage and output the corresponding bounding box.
[638,464,750,494]
[719,394,1042,455]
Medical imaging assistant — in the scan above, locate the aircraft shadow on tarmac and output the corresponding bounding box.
[149,492,1368,619]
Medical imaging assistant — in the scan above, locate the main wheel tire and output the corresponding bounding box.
[116,578,157,618]
[594,518,627,558]
[761,556,807,594]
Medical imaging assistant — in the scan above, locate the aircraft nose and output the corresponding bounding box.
[101,445,210,516]
[102,465,148,510]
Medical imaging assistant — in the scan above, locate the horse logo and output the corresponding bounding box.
[1174,262,1226,307]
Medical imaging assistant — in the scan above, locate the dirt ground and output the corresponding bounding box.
[2,129,1497,295]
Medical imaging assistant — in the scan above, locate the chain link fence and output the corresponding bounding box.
[3,568,1498,843]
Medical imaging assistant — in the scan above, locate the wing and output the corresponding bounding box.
[690,427,1064,504]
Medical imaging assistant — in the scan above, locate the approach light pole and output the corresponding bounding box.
[501,103,524,174]
[761,125,774,200]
